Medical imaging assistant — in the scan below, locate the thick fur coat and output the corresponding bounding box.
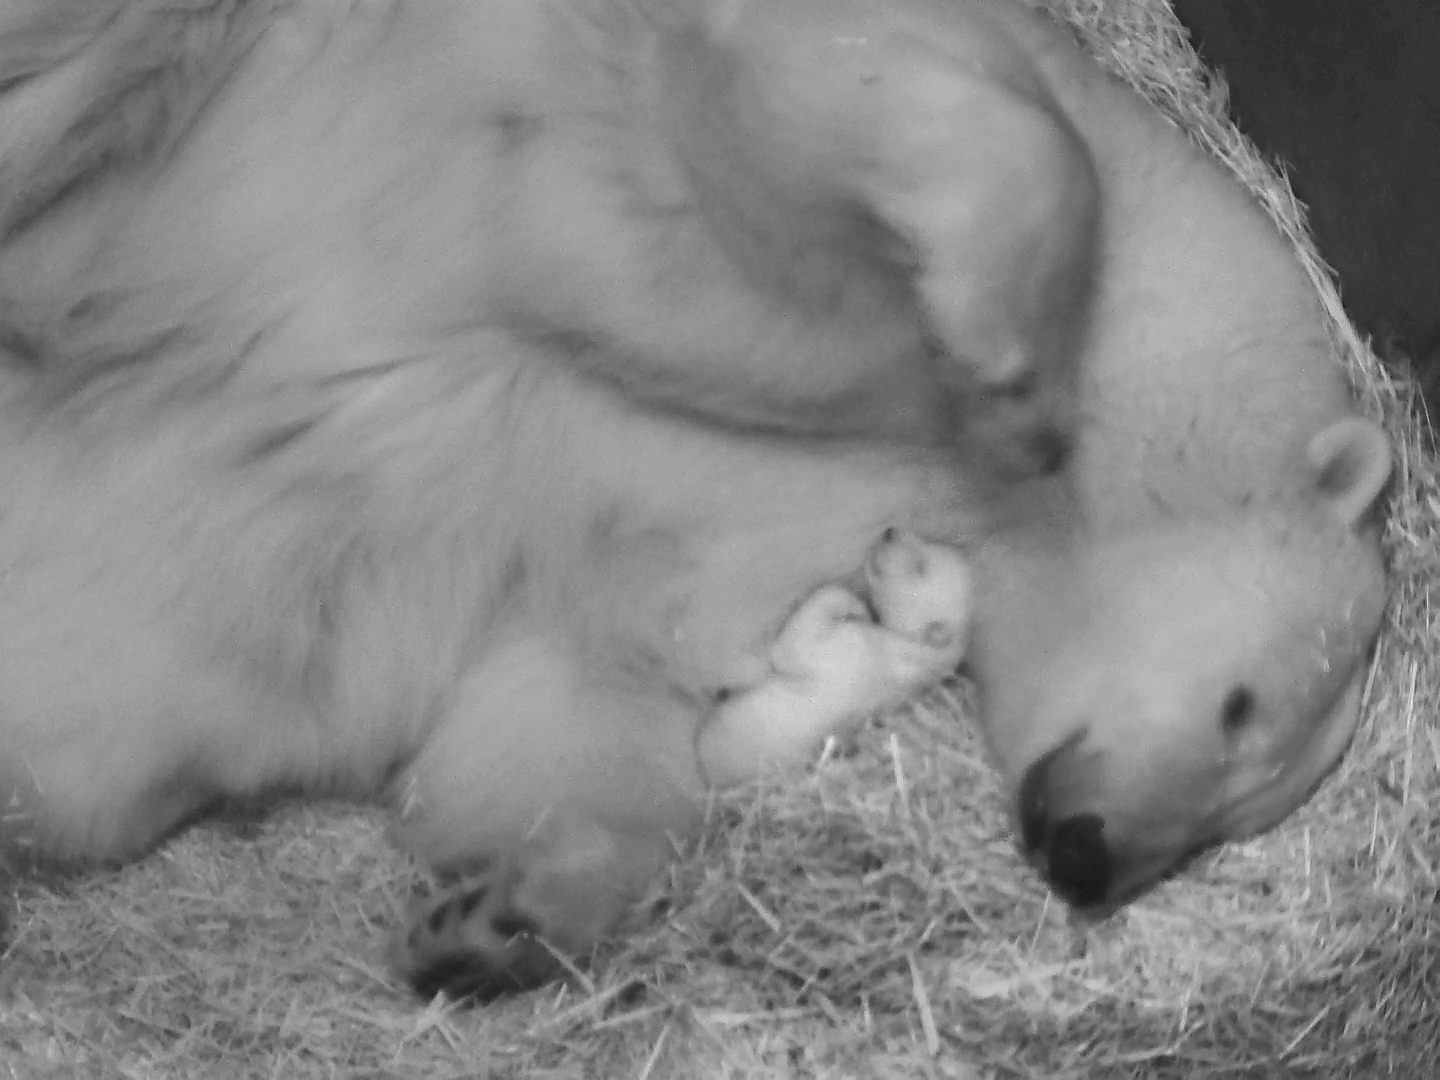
[0,0,1392,998]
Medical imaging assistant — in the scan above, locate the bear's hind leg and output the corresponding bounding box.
[0,602,256,871]
[393,816,675,1003]
[388,635,705,1001]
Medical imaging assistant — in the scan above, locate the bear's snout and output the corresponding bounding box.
[1016,725,1230,911]
[1017,735,1113,907]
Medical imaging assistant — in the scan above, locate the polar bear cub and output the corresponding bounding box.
[699,529,973,786]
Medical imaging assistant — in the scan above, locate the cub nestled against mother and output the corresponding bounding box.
[0,0,1390,1001]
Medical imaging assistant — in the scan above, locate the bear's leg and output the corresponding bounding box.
[0,587,256,873]
[392,814,677,1003]
[697,530,973,787]
[678,0,1099,470]
[388,635,705,1001]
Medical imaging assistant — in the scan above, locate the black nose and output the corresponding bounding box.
[1045,814,1112,907]
[1018,738,1113,907]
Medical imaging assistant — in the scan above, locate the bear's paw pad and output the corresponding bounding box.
[394,874,563,1003]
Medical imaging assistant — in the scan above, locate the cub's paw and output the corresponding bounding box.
[766,583,874,679]
[392,864,562,1003]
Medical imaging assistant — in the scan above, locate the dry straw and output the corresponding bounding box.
[1,2,1435,1078]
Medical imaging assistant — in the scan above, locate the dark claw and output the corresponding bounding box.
[409,955,532,1004]
[457,886,488,919]
[491,911,541,940]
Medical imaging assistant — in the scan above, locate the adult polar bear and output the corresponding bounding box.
[0,0,1390,1000]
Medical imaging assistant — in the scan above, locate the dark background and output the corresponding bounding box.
[1170,0,1440,409]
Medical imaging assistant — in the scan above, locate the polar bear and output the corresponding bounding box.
[0,0,1391,1002]
[697,528,974,788]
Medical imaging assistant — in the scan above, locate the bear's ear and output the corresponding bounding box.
[1306,417,1392,528]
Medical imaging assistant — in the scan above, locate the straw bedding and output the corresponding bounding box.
[1,1,1434,1077]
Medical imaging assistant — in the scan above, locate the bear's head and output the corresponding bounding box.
[970,416,1392,910]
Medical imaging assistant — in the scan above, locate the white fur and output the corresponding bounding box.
[0,0,1393,992]
[698,531,973,787]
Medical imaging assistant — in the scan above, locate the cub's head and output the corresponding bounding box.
[980,417,1392,911]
